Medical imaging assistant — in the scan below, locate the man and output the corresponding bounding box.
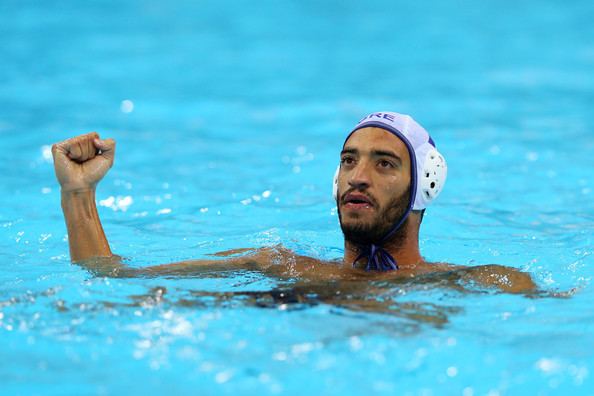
[52,111,535,293]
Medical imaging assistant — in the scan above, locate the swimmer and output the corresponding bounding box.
[51,111,536,293]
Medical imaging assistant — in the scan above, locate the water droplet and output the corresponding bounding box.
[446,366,458,377]
[120,99,134,113]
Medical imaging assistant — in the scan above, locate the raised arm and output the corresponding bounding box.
[52,132,116,262]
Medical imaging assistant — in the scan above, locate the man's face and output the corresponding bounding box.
[337,127,412,246]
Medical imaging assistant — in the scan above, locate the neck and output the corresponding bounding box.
[343,216,423,270]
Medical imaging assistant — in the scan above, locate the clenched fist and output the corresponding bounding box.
[52,132,116,192]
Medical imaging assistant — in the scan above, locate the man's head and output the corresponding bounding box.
[337,127,413,247]
[334,112,447,249]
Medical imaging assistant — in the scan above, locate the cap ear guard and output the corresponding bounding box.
[417,148,447,208]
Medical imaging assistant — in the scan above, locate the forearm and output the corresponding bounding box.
[61,189,112,262]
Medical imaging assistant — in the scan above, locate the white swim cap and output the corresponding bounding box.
[333,111,447,211]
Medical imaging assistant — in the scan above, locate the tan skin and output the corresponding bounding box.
[51,129,537,297]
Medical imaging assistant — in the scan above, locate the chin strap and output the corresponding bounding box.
[354,244,398,271]
[352,203,414,271]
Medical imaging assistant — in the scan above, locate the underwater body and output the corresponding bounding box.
[1,0,594,394]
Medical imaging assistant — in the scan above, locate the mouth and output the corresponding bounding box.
[341,192,375,210]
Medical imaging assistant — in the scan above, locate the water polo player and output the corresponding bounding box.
[51,111,536,292]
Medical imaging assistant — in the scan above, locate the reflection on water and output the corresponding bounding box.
[1,258,574,342]
[1,276,466,334]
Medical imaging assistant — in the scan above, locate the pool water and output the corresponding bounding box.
[1,0,594,394]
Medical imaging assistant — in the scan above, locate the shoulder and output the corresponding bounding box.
[404,261,536,293]
[447,263,536,294]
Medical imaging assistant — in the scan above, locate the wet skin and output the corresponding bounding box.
[82,246,537,295]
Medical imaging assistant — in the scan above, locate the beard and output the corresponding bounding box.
[338,186,411,248]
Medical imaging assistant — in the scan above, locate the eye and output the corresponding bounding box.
[378,159,394,169]
[341,156,355,166]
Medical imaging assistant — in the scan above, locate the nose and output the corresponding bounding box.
[347,160,372,190]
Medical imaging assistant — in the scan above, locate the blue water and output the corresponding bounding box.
[1,0,594,394]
